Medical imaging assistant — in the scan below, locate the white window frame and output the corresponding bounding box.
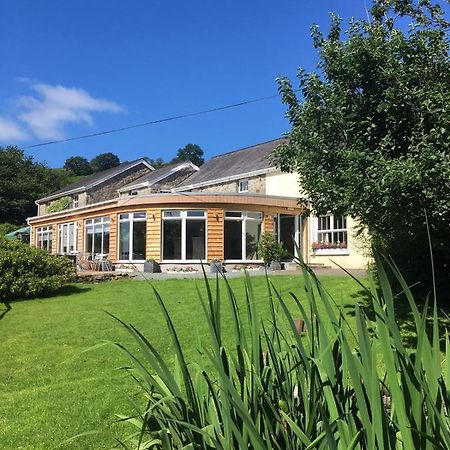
[224,211,263,262]
[85,216,110,256]
[161,210,207,262]
[238,179,249,193]
[312,214,348,255]
[36,226,52,252]
[118,212,147,262]
[72,194,79,208]
[58,222,77,254]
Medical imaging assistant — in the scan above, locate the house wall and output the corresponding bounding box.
[266,171,370,270]
[306,216,370,270]
[29,195,300,265]
[122,167,197,196]
[192,175,266,194]
[87,166,150,204]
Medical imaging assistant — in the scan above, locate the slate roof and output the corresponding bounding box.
[37,158,153,202]
[175,138,284,190]
[118,162,198,192]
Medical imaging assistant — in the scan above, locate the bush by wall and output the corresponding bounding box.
[47,196,72,213]
[0,238,75,301]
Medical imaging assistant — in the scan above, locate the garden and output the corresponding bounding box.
[0,271,371,449]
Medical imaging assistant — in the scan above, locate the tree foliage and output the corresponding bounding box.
[274,0,449,290]
[0,146,69,224]
[90,152,120,172]
[64,156,93,175]
[171,143,204,166]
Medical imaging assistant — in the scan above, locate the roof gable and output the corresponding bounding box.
[118,162,199,192]
[174,138,284,191]
[37,159,154,203]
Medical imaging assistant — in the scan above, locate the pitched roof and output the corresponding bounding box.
[37,158,154,203]
[174,138,284,191]
[118,162,199,192]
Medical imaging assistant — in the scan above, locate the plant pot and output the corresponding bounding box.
[210,262,224,274]
[144,261,161,273]
[268,261,282,271]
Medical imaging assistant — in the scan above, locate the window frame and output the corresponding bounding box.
[58,222,77,254]
[36,226,52,252]
[161,210,207,262]
[72,194,79,208]
[118,212,147,262]
[85,216,110,256]
[224,211,263,262]
[312,214,348,255]
[238,179,249,193]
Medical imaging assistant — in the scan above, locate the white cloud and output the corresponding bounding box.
[16,83,123,140]
[0,117,28,141]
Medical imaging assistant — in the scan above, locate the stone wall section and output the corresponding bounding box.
[191,175,266,194]
[87,166,151,204]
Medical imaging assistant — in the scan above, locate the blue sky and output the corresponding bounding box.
[0,0,370,167]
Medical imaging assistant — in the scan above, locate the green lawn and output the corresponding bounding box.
[0,274,370,449]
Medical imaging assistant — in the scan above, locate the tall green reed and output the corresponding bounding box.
[112,256,450,449]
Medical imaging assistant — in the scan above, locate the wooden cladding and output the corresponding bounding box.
[207,208,224,262]
[146,208,161,261]
[109,214,118,261]
[30,204,296,264]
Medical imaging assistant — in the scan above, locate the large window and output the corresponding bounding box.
[224,211,262,261]
[162,210,206,261]
[58,222,77,254]
[36,226,52,252]
[119,212,146,261]
[85,217,110,255]
[314,215,347,250]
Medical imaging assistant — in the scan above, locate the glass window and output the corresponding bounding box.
[239,179,249,193]
[162,210,206,261]
[224,211,262,261]
[58,222,77,254]
[119,212,147,261]
[36,226,52,252]
[316,214,347,249]
[73,195,79,208]
[85,216,110,255]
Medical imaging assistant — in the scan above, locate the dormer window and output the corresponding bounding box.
[72,195,79,208]
[238,179,249,193]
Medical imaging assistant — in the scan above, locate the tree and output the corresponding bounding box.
[90,152,120,172]
[274,0,449,293]
[149,157,166,168]
[171,144,204,166]
[64,156,93,175]
[0,146,67,224]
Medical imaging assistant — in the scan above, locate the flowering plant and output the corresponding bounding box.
[311,241,347,251]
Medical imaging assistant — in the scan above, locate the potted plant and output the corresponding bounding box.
[257,232,286,271]
[210,259,224,274]
[143,258,161,273]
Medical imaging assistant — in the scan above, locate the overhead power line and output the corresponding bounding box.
[23,91,291,149]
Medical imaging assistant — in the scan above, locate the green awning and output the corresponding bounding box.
[5,226,30,240]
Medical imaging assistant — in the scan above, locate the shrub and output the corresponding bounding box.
[257,232,287,263]
[47,196,72,213]
[111,256,450,449]
[0,238,75,301]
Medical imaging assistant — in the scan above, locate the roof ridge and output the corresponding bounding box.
[209,137,284,160]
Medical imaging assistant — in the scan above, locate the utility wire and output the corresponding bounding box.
[23,91,289,149]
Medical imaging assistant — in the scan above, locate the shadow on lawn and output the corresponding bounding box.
[1,284,92,314]
[344,285,450,351]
